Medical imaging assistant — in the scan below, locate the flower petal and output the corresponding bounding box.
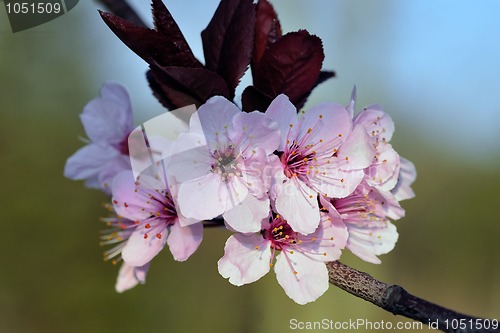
[168,132,211,183]
[64,144,120,186]
[346,221,398,264]
[115,262,150,293]
[218,234,272,286]
[111,171,163,221]
[167,222,203,261]
[115,263,140,293]
[354,104,395,142]
[97,155,131,194]
[336,124,375,171]
[81,82,133,145]
[223,195,270,233]
[365,143,400,191]
[264,94,298,151]
[392,157,417,201]
[231,111,280,155]
[297,102,351,150]
[275,178,320,235]
[191,96,240,149]
[274,251,329,305]
[121,223,168,267]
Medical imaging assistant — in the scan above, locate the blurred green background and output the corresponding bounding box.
[1,1,499,332]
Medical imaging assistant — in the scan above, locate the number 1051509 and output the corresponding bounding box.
[5,2,62,14]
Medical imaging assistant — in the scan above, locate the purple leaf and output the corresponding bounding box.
[148,66,230,109]
[294,70,336,109]
[253,0,282,68]
[100,9,200,68]
[241,86,273,112]
[253,30,325,108]
[201,0,255,98]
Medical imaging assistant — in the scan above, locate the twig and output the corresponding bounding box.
[96,0,147,27]
[327,261,498,333]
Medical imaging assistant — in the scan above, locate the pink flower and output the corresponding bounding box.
[218,212,347,304]
[169,96,280,233]
[349,89,416,198]
[265,94,374,235]
[111,170,203,267]
[321,182,404,264]
[64,82,133,194]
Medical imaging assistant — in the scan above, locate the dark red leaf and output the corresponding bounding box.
[253,0,282,68]
[241,86,273,112]
[147,70,177,110]
[253,30,324,107]
[316,70,336,85]
[294,70,336,109]
[201,0,255,98]
[100,10,200,68]
[148,66,230,109]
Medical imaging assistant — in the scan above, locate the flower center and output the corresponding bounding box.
[262,215,300,251]
[280,141,317,180]
[211,145,243,181]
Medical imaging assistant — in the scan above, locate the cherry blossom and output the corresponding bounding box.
[218,211,347,304]
[169,96,280,233]
[264,94,374,235]
[111,169,203,267]
[64,82,133,194]
[321,183,404,264]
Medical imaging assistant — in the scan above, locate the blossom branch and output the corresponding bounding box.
[96,0,147,27]
[327,261,497,333]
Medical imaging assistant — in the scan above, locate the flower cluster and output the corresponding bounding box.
[65,82,415,304]
[66,0,416,305]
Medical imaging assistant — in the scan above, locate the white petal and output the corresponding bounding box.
[191,96,240,149]
[115,263,140,293]
[115,262,150,293]
[177,173,228,220]
[336,124,375,171]
[168,132,211,183]
[297,102,351,149]
[121,224,168,267]
[218,234,272,286]
[167,222,203,261]
[264,94,298,151]
[392,157,417,201]
[346,221,399,264]
[276,179,320,235]
[274,252,329,305]
[230,111,280,155]
[223,195,270,233]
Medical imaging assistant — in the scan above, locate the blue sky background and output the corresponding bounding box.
[75,0,500,163]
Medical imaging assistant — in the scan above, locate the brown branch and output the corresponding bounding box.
[96,0,147,28]
[327,261,499,333]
